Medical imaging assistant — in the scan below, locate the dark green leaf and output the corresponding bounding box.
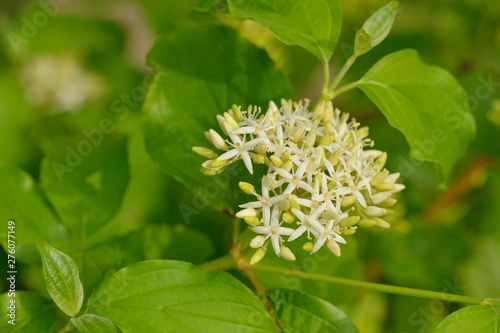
[356,49,476,182]
[0,292,59,332]
[434,306,499,333]
[89,260,279,332]
[36,239,84,317]
[228,0,342,64]
[143,23,293,212]
[269,289,359,333]
[71,314,116,333]
[0,162,67,264]
[40,133,129,237]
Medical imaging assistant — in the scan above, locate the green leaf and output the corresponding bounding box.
[35,238,84,317]
[269,289,360,333]
[434,306,499,333]
[71,314,116,333]
[355,1,399,55]
[254,237,363,305]
[40,133,129,237]
[0,162,67,264]
[143,23,293,212]
[227,0,342,64]
[88,260,279,332]
[356,49,476,182]
[0,292,59,332]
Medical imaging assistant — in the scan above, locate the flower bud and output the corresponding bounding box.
[370,191,393,205]
[327,239,341,257]
[304,129,317,147]
[192,146,217,159]
[319,133,336,146]
[328,151,340,166]
[289,125,306,143]
[373,217,390,229]
[374,152,387,170]
[209,129,227,150]
[375,183,395,191]
[250,153,265,164]
[282,211,295,223]
[216,114,227,134]
[224,112,239,130]
[340,216,360,227]
[341,195,358,207]
[270,155,284,168]
[358,218,376,228]
[280,245,296,261]
[366,206,388,217]
[231,104,243,122]
[250,247,266,265]
[244,216,260,227]
[341,228,357,235]
[370,170,389,186]
[250,235,266,248]
[379,197,397,208]
[323,102,334,122]
[236,208,257,218]
[239,182,255,195]
[302,242,314,252]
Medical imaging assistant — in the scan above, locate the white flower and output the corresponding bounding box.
[239,177,287,225]
[197,100,404,262]
[274,160,314,194]
[310,220,347,254]
[250,206,295,256]
[217,131,262,174]
[288,204,327,241]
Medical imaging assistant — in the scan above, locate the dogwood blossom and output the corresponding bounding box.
[194,99,404,263]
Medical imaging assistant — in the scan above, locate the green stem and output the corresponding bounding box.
[329,81,360,100]
[322,61,330,95]
[198,253,236,273]
[327,54,357,95]
[232,217,241,246]
[250,264,500,307]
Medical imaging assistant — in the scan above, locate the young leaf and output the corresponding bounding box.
[88,260,279,332]
[434,305,498,333]
[71,314,116,333]
[0,162,67,264]
[35,239,84,317]
[269,289,360,333]
[355,49,476,183]
[227,0,342,64]
[40,133,129,237]
[143,23,293,212]
[355,1,399,56]
[0,292,59,333]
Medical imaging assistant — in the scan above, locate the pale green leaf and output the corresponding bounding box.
[228,0,342,64]
[88,260,279,332]
[35,239,84,317]
[356,49,476,182]
[269,289,360,333]
[71,314,116,333]
[434,306,499,333]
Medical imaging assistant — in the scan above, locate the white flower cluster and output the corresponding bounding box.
[20,54,106,113]
[193,99,404,264]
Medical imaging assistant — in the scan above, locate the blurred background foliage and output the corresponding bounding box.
[0,0,498,332]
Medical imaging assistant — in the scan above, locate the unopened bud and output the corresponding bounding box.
[370,170,389,186]
[209,129,227,150]
[236,208,257,218]
[370,191,393,205]
[224,112,239,130]
[323,102,334,122]
[358,218,376,228]
[327,239,341,257]
[341,228,357,235]
[341,195,358,207]
[280,246,296,261]
[250,235,266,248]
[340,216,360,227]
[373,217,390,229]
[239,182,255,195]
[270,155,284,168]
[374,152,387,170]
[282,212,295,223]
[366,206,387,217]
[379,197,397,208]
[319,133,336,146]
[250,247,266,265]
[302,242,314,252]
[244,216,260,227]
[192,146,217,159]
[304,129,317,147]
[375,183,395,191]
[289,125,306,143]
